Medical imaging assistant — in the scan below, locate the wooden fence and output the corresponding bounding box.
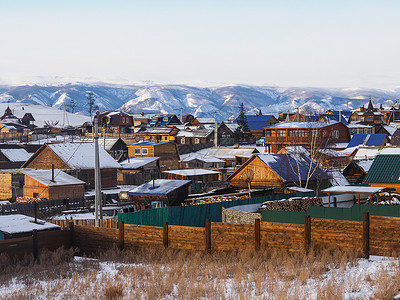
[5,214,400,259]
[49,219,118,229]
[68,213,400,257]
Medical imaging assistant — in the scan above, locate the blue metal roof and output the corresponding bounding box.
[347,134,387,148]
[235,115,275,131]
[321,114,349,125]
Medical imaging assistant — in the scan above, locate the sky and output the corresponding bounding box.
[0,0,399,88]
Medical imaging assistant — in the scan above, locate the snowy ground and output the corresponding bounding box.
[1,250,400,299]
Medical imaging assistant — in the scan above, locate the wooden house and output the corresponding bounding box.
[346,134,389,149]
[235,115,278,138]
[126,179,191,208]
[100,111,134,134]
[22,169,85,200]
[21,143,120,189]
[179,155,225,169]
[0,215,60,240]
[150,115,181,126]
[0,148,32,169]
[176,128,214,145]
[227,153,327,191]
[127,141,180,170]
[342,160,373,185]
[204,147,259,167]
[135,126,179,143]
[264,121,350,153]
[191,117,215,127]
[348,100,384,125]
[131,113,152,127]
[363,154,400,192]
[98,138,128,161]
[218,122,239,146]
[118,156,161,185]
[0,170,24,201]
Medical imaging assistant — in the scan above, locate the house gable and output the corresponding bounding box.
[22,145,70,170]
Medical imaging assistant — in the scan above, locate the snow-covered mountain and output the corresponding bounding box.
[1,83,400,121]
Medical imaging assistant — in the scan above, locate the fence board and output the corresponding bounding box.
[168,225,205,250]
[260,222,304,251]
[124,224,163,248]
[73,225,118,253]
[211,223,254,251]
[370,216,400,256]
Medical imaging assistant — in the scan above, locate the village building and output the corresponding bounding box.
[0,148,32,169]
[176,128,214,146]
[227,153,326,191]
[342,160,373,185]
[348,100,384,125]
[150,114,181,126]
[22,169,85,200]
[97,138,128,161]
[118,156,161,185]
[348,124,374,135]
[191,117,215,127]
[99,111,134,134]
[363,154,400,192]
[0,106,35,132]
[179,155,225,169]
[235,115,278,138]
[218,122,239,146]
[204,147,259,168]
[0,215,60,240]
[181,114,195,125]
[264,121,350,153]
[346,134,389,150]
[131,112,153,127]
[126,179,191,209]
[134,126,179,143]
[21,143,120,189]
[127,141,180,170]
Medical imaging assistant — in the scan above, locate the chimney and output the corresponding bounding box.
[141,112,144,116]
[51,164,55,182]
[235,144,239,149]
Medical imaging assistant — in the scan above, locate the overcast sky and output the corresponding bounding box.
[1,0,399,88]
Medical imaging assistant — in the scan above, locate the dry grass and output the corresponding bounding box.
[1,246,400,299]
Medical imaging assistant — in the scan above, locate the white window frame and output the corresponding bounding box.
[181,138,186,144]
[195,138,200,144]
[134,148,141,155]
[142,148,148,155]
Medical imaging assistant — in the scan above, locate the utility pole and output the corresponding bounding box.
[214,111,218,147]
[94,111,102,227]
[180,107,183,123]
[87,92,96,122]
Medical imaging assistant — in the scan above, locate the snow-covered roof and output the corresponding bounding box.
[195,117,215,124]
[127,179,191,196]
[176,129,213,138]
[205,147,258,160]
[138,127,176,134]
[22,169,85,186]
[266,121,340,129]
[98,139,121,151]
[353,147,380,160]
[0,214,60,234]
[119,157,160,169]
[279,146,310,157]
[348,123,373,128]
[355,160,374,173]
[47,143,120,169]
[378,147,400,155]
[164,169,220,176]
[128,141,168,147]
[318,149,347,157]
[224,123,239,133]
[285,186,314,193]
[322,186,393,194]
[384,125,397,135]
[329,142,349,149]
[181,154,224,163]
[327,170,349,186]
[0,148,32,162]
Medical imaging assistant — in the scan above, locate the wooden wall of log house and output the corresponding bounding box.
[23,146,70,169]
[0,173,13,200]
[228,157,283,189]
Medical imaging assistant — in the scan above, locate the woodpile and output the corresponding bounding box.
[367,193,400,205]
[258,197,323,213]
[185,194,249,206]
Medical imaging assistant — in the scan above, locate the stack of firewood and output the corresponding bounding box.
[258,197,323,212]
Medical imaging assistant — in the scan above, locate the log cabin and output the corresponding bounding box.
[21,143,120,189]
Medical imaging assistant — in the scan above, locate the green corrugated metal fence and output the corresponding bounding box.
[118,207,168,227]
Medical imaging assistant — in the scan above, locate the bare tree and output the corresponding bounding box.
[239,168,255,198]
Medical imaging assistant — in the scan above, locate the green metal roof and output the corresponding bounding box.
[363,154,400,183]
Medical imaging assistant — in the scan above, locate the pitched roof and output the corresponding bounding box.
[363,154,400,183]
[176,129,214,138]
[22,169,85,186]
[128,141,168,147]
[235,115,276,131]
[205,147,258,160]
[266,120,341,129]
[119,157,160,169]
[164,169,220,176]
[347,134,387,148]
[127,179,191,196]
[31,143,120,169]
[0,149,32,162]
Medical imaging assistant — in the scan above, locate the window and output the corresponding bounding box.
[311,129,319,137]
[33,193,39,198]
[163,117,169,122]
[181,138,186,144]
[142,148,148,155]
[277,130,286,137]
[122,117,125,123]
[265,130,271,137]
[331,130,339,139]
[195,138,200,144]
[163,136,168,141]
[134,148,141,155]
[298,130,307,137]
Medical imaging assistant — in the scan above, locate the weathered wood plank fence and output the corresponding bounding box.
[5,213,400,259]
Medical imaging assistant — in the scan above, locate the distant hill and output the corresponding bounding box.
[1,83,399,121]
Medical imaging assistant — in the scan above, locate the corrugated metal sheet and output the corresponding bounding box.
[363,154,400,183]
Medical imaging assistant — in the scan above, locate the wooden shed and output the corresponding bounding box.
[22,169,85,200]
[127,179,191,208]
[22,143,120,189]
[164,169,220,182]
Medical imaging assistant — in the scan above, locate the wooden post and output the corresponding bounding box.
[163,222,168,249]
[255,218,261,251]
[32,229,38,261]
[363,212,370,259]
[304,215,311,253]
[205,219,211,252]
[358,194,360,204]
[119,221,125,250]
[69,221,74,248]
[328,194,331,207]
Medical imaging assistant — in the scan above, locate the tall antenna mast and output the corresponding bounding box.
[214,111,218,147]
